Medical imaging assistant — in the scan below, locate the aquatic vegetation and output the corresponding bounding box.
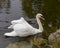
[31,38,47,45]
[22,0,44,18]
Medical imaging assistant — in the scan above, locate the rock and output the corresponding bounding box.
[48,29,60,42]
[48,29,60,48]
[30,37,47,47]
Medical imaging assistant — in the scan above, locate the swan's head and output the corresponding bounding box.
[36,13,45,20]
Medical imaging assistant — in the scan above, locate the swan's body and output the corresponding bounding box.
[13,23,42,37]
[4,13,44,37]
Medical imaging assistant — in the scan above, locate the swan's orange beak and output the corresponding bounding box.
[40,16,45,20]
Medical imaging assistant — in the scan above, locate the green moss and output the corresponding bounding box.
[51,38,59,48]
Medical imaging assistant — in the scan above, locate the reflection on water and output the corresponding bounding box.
[0,0,26,22]
[6,41,32,48]
[6,37,47,48]
[0,0,10,14]
[22,0,44,18]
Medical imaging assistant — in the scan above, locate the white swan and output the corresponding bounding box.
[4,13,44,37]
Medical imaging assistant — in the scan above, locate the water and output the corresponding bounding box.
[0,0,32,48]
[0,0,60,48]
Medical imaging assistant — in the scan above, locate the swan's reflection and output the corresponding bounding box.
[6,37,33,48]
[6,36,46,48]
[6,41,32,48]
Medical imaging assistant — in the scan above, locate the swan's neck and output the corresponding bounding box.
[36,16,43,32]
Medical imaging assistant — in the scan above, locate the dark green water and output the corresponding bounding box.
[22,0,60,38]
[0,0,60,48]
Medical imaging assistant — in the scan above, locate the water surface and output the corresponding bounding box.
[0,0,60,48]
[0,0,31,48]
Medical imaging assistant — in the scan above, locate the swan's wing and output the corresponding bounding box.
[11,19,20,24]
[10,17,32,27]
[9,17,26,29]
[11,17,25,24]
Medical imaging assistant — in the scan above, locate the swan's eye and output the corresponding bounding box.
[41,16,44,18]
[40,16,45,20]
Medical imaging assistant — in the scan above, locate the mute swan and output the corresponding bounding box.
[4,13,45,37]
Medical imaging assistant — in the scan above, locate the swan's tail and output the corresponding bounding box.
[4,31,18,37]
